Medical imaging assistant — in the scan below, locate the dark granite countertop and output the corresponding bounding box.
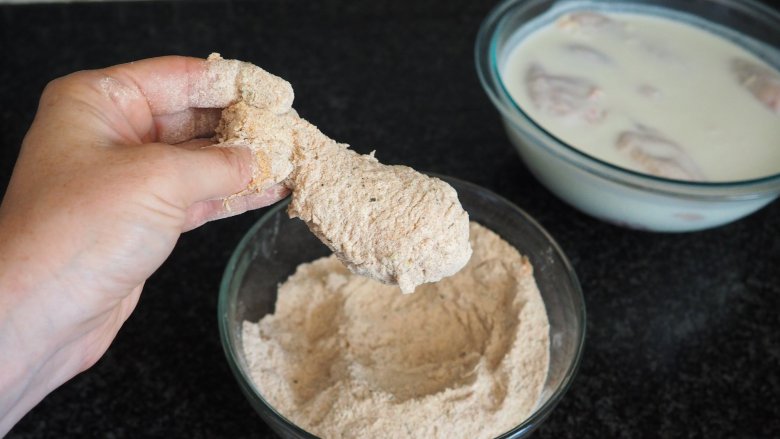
[2,1,779,437]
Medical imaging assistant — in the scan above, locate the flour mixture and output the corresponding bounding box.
[242,222,550,439]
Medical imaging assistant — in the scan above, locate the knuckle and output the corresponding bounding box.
[40,71,101,107]
[40,77,69,106]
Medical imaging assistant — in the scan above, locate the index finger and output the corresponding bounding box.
[99,54,294,143]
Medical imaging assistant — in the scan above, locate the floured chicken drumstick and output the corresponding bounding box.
[616,127,704,181]
[207,54,471,293]
[732,58,780,114]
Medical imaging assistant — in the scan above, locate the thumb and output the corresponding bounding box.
[175,143,256,204]
[182,185,290,232]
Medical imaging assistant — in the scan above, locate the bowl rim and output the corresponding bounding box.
[218,198,318,438]
[475,0,780,201]
[218,174,587,438]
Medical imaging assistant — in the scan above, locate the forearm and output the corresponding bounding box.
[0,326,89,436]
[0,228,85,436]
[0,287,61,436]
[0,326,60,437]
[0,211,146,435]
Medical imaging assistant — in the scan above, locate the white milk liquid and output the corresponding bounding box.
[502,10,780,182]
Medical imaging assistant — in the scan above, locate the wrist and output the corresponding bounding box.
[0,226,86,435]
[0,273,48,436]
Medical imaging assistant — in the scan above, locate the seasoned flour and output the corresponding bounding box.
[242,222,550,439]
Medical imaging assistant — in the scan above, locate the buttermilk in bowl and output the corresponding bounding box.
[501,7,780,182]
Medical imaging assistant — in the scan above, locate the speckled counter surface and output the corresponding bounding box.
[1,1,779,437]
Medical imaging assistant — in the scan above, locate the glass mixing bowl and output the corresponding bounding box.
[218,175,586,438]
[475,0,780,232]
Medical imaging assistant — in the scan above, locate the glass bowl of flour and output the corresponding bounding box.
[218,175,585,439]
[476,0,780,232]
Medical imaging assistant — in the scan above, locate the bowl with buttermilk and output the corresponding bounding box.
[476,0,780,231]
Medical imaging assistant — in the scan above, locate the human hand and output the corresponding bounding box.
[0,55,291,434]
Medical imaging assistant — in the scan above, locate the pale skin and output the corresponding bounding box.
[0,56,289,434]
